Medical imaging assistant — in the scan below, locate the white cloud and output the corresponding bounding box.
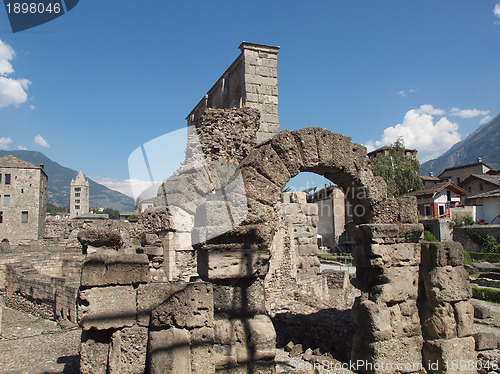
[34,134,49,148]
[494,3,500,18]
[92,176,161,199]
[29,104,35,111]
[0,39,30,108]
[480,115,492,125]
[0,77,31,108]
[0,137,12,150]
[450,107,490,118]
[368,105,461,162]
[396,89,417,97]
[414,104,445,116]
[0,40,15,76]
[17,145,27,150]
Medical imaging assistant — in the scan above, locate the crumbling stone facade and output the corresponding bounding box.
[77,43,475,373]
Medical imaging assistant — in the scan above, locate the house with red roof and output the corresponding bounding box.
[409,181,466,218]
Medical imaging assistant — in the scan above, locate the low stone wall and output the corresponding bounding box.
[1,246,83,323]
[453,225,500,252]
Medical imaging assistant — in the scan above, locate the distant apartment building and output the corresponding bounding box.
[438,157,492,186]
[70,171,90,218]
[0,155,48,245]
[367,146,418,163]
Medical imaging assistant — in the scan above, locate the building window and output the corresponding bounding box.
[75,205,80,209]
[5,174,10,185]
[0,211,2,223]
[75,199,80,204]
[21,189,23,193]
[75,187,81,192]
[0,174,2,183]
[438,205,445,216]
[75,193,80,197]
[456,177,460,184]
[3,195,10,205]
[21,211,28,223]
[480,183,484,191]
[468,187,471,193]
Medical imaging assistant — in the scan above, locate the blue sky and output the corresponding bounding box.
[1,1,500,197]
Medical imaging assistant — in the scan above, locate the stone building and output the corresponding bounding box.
[187,41,280,144]
[0,155,48,246]
[70,170,89,219]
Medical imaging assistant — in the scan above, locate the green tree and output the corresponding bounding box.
[372,138,423,197]
[97,208,120,219]
[46,204,68,216]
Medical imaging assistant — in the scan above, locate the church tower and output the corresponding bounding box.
[70,170,90,218]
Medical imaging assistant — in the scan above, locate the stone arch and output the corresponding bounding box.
[201,127,389,251]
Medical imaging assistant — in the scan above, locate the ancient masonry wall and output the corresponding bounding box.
[187,42,279,144]
[1,247,83,323]
[265,191,331,316]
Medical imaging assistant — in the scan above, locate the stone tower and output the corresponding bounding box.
[70,170,89,218]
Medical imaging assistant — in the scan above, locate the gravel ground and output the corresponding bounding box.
[0,306,80,374]
[2,298,500,374]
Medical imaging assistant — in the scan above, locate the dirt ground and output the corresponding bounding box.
[1,299,500,374]
[0,306,80,374]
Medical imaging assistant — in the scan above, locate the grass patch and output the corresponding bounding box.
[29,317,43,324]
[472,287,500,303]
[469,252,500,263]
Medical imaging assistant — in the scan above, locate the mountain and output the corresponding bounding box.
[420,113,500,176]
[0,150,135,211]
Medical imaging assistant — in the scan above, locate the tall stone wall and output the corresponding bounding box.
[187,42,279,144]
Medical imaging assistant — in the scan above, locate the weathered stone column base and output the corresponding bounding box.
[423,337,477,374]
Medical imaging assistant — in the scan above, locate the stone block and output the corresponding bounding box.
[148,327,191,374]
[292,128,320,168]
[270,130,304,177]
[190,327,215,373]
[399,223,424,243]
[241,143,291,188]
[453,301,474,338]
[197,248,270,280]
[213,278,266,316]
[140,233,159,246]
[78,228,123,252]
[78,285,136,330]
[421,242,465,268]
[80,253,149,287]
[151,282,214,329]
[297,244,318,256]
[348,224,400,244]
[108,326,148,374]
[169,205,195,232]
[137,282,182,326]
[300,203,318,216]
[474,332,499,351]
[241,166,281,206]
[143,245,163,256]
[80,330,111,374]
[351,334,423,374]
[423,266,472,303]
[423,337,477,374]
[420,302,457,340]
[397,196,419,224]
[195,201,233,229]
[213,343,238,369]
[351,299,392,341]
[369,266,419,303]
[352,243,420,268]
